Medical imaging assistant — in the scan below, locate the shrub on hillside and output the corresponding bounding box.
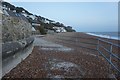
[38,26,47,35]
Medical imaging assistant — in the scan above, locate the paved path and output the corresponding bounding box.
[34,36,73,52]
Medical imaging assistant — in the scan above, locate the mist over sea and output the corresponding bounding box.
[86,32,120,40]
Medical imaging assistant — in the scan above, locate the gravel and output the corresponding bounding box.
[2,32,120,79]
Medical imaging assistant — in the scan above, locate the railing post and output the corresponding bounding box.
[97,38,100,58]
[109,44,113,74]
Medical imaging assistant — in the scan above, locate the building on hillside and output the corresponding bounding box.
[50,21,56,24]
[2,4,8,10]
[2,2,11,11]
[21,11,28,17]
[28,14,36,20]
[31,27,40,35]
[31,20,41,30]
[32,22,41,27]
[21,11,34,19]
[44,19,50,24]
[53,27,66,33]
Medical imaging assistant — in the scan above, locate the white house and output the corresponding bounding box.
[32,23,41,27]
[44,19,50,24]
[2,5,7,10]
[29,15,36,20]
[53,27,66,33]
[21,12,28,17]
[22,12,36,20]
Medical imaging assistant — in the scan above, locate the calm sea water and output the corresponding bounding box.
[86,32,120,40]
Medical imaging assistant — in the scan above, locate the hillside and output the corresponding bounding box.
[2,1,76,35]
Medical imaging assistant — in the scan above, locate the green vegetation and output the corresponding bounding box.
[38,25,47,35]
[65,26,76,32]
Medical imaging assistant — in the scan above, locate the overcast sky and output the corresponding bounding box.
[6,0,118,32]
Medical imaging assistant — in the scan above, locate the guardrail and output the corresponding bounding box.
[97,38,120,76]
[54,34,120,77]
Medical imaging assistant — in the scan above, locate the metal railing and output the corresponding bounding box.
[97,38,120,74]
[54,34,120,76]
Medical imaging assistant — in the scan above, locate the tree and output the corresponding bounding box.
[25,10,33,15]
[38,25,47,35]
[2,2,15,10]
[65,26,76,32]
[10,5,15,10]
[2,2,10,7]
[16,7,24,13]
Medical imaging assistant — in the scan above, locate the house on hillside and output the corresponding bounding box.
[2,5,8,10]
[2,3,10,10]
[21,11,28,17]
[29,15,36,20]
[44,19,50,24]
[31,26,40,35]
[65,26,75,32]
[2,2,9,16]
[53,27,66,33]
[31,21,41,27]
[31,20,41,34]
[22,11,34,19]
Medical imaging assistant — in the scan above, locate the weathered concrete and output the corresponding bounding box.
[2,15,32,43]
[34,37,73,52]
[2,43,34,77]
[2,37,34,60]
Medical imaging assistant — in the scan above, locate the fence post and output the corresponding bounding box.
[109,44,113,74]
[97,38,100,58]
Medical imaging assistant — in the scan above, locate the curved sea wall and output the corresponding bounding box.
[2,36,34,59]
[2,15,34,59]
[2,15,32,42]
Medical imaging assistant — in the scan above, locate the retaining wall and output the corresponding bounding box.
[2,36,34,59]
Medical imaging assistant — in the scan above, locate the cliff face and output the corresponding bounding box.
[2,15,32,43]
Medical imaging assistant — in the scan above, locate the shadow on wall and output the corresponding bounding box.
[2,37,34,60]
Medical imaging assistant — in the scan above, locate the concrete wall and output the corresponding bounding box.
[2,14,34,59]
[2,36,34,59]
[2,15,32,43]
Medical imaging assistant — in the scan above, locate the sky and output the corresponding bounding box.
[5,0,118,32]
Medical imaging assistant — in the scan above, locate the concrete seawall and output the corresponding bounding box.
[2,36,34,60]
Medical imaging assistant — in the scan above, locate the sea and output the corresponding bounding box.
[86,32,120,40]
